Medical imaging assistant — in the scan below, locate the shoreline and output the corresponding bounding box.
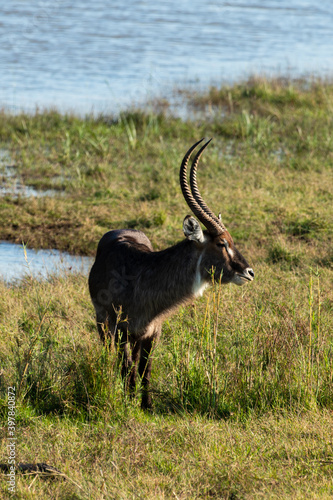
[2,73,333,119]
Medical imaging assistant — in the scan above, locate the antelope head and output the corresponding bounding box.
[180,139,254,286]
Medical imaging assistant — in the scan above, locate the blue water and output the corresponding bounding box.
[0,241,92,283]
[1,0,333,114]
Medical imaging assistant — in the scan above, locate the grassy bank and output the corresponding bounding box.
[0,77,333,498]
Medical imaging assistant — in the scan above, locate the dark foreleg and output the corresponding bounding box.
[127,340,142,396]
[94,304,109,345]
[115,328,133,382]
[138,337,156,409]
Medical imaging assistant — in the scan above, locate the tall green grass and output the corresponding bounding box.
[0,264,331,424]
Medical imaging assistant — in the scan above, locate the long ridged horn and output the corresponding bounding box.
[179,139,223,236]
[189,139,227,232]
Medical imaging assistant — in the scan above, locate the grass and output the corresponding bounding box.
[0,76,333,498]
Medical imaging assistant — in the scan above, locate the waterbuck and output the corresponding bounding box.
[88,139,254,408]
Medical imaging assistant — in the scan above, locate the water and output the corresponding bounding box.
[0,149,61,198]
[0,241,93,283]
[1,0,333,114]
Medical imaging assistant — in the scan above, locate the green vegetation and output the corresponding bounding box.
[0,77,333,498]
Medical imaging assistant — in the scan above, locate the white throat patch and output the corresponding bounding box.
[192,253,209,297]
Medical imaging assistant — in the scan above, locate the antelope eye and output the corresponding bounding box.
[217,239,229,250]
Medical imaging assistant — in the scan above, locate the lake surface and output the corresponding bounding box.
[1,0,333,114]
[0,241,92,283]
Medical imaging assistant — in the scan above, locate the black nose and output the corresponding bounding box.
[248,268,254,278]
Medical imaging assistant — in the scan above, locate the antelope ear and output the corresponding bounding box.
[183,215,205,243]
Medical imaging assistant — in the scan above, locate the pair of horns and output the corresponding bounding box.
[179,139,226,236]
